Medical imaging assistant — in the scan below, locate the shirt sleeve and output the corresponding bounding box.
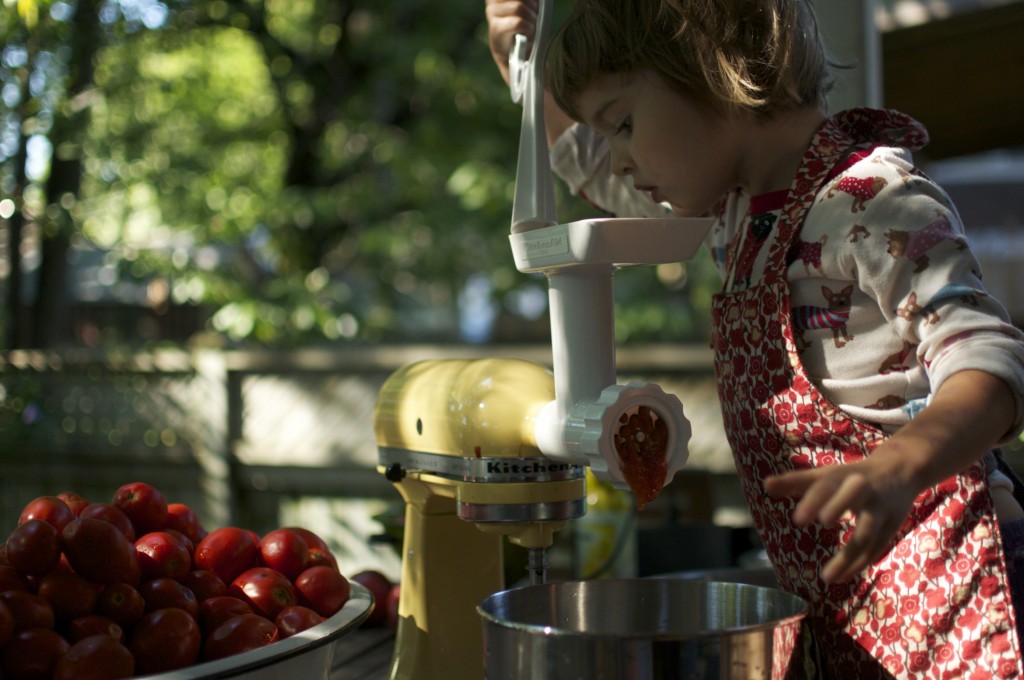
[549,123,671,218]
[838,150,1024,444]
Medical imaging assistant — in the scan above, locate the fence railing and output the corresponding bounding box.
[1,343,737,578]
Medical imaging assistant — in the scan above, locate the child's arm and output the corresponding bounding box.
[485,0,575,146]
[765,368,1016,584]
[485,0,666,218]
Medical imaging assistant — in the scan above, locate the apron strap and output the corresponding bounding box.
[762,119,854,285]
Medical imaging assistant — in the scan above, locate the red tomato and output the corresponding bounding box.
[6,518,61,576]
[351,570,391,626]
[62,517,139,585]
[138,577,198,618]
[56,491,91,517]
[0,564,30,593]
[95,583,145,630]
[135,531,191,582]
[128,608,201,675]
[79,503,136,542]
[182,569,226,602]
[36,571,99,622]
[294,566,350,617]
[202,613,278,662]
[197,595,253,633]
[164,528,195,556]
[112,481,168,536]
[285,527,338,570]
[18,496,76,533]
[194,527,260,585]
[52,634,135,680]
[0,599,13,646]
[165,503,203,545]
[67,614,124,643]
[0,591,55,631]
[229,567,297,619]
[259,528,309,580]
[284,527,330,555]
[274,605,324,638]
[306,548,337,569]
[1,627,70,680]
[38,552,75,579]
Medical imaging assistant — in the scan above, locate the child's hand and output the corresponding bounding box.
[763,454,918,584]
[485,0,538,85]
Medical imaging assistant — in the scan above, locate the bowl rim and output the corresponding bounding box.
[477,577,807,640]
[135,581,375,679]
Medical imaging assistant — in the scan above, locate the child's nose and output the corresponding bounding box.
[606,142,632,176]
[611,150,633,177]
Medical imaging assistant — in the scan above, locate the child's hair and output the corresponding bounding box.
[546,0,833,120]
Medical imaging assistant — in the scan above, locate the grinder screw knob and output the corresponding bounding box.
[384,462,407,482]
[565,382,691,489]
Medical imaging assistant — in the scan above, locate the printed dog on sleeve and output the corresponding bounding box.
[847,224,870,243]
[878,341,916,375]
[792,284,855,349]
[885,212,968,274]
[895,292,941,325]
[826,175,888,212]
[895,285,985,328]
[787,234,828,276]
[927,283,984,308]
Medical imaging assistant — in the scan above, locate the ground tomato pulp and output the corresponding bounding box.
[614,406,669,509]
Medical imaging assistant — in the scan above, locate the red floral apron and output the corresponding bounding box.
[710,109,1022,679]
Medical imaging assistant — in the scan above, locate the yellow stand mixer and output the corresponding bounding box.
[372,1,713,677]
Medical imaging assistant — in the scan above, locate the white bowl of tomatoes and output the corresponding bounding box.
[1,482,374,679]
[134,582,372,679]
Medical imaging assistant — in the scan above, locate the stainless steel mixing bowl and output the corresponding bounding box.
[478,578,807,680]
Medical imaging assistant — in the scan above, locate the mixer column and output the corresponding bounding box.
[527,547,548,585]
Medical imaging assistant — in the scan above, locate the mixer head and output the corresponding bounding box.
[373,357,587,533]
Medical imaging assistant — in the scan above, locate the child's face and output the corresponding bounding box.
[576,70,746,217]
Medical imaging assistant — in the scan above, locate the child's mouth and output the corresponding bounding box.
[637,185,662,204]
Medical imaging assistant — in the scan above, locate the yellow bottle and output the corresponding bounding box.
[574,469,637,578]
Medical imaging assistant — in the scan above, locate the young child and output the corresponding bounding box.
[487,0,1024,677]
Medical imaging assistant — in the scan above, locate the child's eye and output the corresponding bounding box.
[615,116,632,135]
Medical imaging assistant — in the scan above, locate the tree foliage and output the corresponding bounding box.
[1,0,716,349]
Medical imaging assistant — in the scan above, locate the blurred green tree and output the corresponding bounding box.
[2,0,103,347]
[1,0,715,349]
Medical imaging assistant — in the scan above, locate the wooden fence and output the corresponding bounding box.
[1,344,743,579]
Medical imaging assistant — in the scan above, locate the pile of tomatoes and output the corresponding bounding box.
[0,481,357,679]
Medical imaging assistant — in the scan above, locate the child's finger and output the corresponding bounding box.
[815,473,870,525]
[763,469,817,497]
[822,513,878,583]
[787,471,857,526]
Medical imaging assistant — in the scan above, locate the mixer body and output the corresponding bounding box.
[374,358,587,679]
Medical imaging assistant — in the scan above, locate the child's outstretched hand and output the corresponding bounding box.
[763,453,919,584]
[764,370,1017,585]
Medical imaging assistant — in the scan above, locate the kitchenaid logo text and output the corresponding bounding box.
[485,460,578,475]
[525,234,563,252]
[522,232,568,258]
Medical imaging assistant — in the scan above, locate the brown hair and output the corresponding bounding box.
[546,0,833,120]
